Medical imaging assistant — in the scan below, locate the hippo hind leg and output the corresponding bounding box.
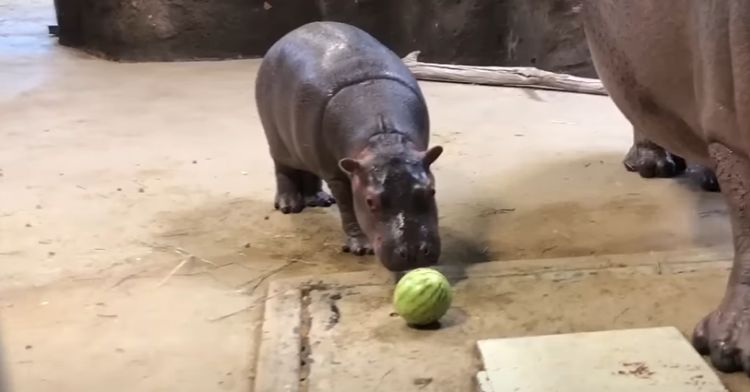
[273,163,335,213]
[300,172,336,207]
[273,163,305,214]
[626,128,720,192]
[624,128,687,178]
[688,164,721,192]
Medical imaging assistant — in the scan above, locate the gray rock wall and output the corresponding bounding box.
[53,0,594,76]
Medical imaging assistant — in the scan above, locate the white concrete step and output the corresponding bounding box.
[476,326,726,392]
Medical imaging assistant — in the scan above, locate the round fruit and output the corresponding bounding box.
[393,268,453,326]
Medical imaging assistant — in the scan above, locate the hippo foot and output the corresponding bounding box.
[274,192,305,214]
[693,285,750,373]
[687,165,720,192]
[304,191,336,207]
[623,143,687,178]
[342,235,374,256]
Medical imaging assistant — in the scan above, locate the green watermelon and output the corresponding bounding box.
[393,268,453,326]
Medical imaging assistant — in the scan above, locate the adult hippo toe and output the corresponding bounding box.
[583,0,750,373]
[255,22,443,271]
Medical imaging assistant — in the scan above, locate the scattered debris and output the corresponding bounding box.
[47,251,56,257]
[413,377,433,389]
[237,259,297,295]
[138,188,145,193]
[116,188,122,192]
[617,361,655,379]
[326,293,342,330]
[24,223,31,228]
[96,314,118,318]
[244,243,251,248]
[478,207,515,217]
[206,304,257,322]
[35,205,42,209]
[157,258,189,287]
[374,368,394,391]
[24,345,32,350]
[110,272,142,289]
[192,160,197,164]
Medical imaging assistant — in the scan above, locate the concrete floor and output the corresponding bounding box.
[0,1,736,391]
[274,253,747,391]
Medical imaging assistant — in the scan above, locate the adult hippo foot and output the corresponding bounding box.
[304,191,336,207]
[274,192,305,214]
[342,235,374,256]
[623,142,687,178]
[687,165,720,192]
[693,285,750,373]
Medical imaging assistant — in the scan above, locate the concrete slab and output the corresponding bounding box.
[254,248,749,392]
[477,327,726,391]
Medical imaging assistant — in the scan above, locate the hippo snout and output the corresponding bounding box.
[380,241,440,272]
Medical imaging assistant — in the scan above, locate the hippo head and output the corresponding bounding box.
[339,144,443,271]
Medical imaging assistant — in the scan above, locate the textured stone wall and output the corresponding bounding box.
[53,0,594,76]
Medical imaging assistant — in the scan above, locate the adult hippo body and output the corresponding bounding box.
[582,1,750,373]
[255,22,443,271]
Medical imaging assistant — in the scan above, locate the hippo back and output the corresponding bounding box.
[255,22,424,174]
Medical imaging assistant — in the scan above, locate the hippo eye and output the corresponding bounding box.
[413,186,436,198]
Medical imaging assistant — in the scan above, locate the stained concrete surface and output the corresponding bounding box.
[0,1,736,391]
[286,254,750,391]
[477,327,726,391]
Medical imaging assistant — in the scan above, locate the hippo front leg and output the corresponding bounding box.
[326,178,374,256]
[693,143,750,373]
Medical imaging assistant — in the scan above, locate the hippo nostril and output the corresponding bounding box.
[398,248,408,259]
[419,243,430,256]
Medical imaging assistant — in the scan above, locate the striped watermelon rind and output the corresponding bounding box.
[393,268,453,326]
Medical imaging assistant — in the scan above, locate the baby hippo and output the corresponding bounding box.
[255,22,443,271]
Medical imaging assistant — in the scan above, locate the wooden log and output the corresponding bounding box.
[401,51,608,96]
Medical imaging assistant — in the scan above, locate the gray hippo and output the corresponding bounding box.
[582,0,750,373]
[255,22,443,271]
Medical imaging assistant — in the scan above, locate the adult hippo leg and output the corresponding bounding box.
[627,128,720,191]
[693,143,750,372]
[625,127,687,178]
[326,178,373,255]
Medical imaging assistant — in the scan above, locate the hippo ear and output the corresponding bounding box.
[422,145,443,167]
[338,158,361,176]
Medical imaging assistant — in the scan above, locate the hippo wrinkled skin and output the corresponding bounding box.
[255,22,443,272]
[583,0,750,373]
